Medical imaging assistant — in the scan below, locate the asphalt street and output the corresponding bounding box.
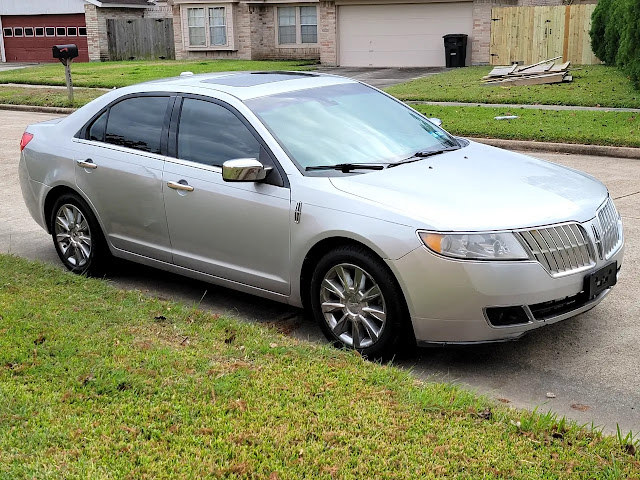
[1,109,639,434]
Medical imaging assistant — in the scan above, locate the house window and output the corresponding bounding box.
[45,27,55,36]
[278,7,296,44]
[67,27,77,36]
[35,27,44,36]
[185,6,229,48]
[187,7,206,46]
[79,27,87,36]
[24,27,34,37]
[209,7,226,46]
[56,27,66,36]
[300,6,317,43]
[14,27,23,37]
[277,6,317,45]
[3,28,12,37]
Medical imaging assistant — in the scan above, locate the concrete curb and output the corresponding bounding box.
[470,137,640,160]
[0,104,76,114]
[408,100,640,113]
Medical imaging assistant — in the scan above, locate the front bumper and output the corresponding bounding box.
[387,241,624,344]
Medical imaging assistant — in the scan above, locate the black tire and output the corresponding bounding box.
[50,193,109,276]
[310,245,410,358]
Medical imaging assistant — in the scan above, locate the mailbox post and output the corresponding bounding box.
[52,44,79,104]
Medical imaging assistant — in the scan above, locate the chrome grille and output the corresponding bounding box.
[517,224,595,275]
[596,197,622,259]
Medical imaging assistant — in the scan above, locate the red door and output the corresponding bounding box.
[2,14,89,62]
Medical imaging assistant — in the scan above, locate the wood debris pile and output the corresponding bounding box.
[483,56,572,86]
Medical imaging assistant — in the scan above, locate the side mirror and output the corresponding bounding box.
[222,158,272,182]
[427,117,443,127]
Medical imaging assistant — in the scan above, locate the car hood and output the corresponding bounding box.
[329,141,608,231]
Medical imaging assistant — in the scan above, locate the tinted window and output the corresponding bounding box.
[79,27,87,36]
[177,98,260,167]
[14,28,23,36]
[45,27,55,36]
[3,28,12,37]
[105,96,169,154]
[67,27,77,36]
[35,27,44,36]
[56,27,66,36]
[88,110,108,142]
[24,27,34,36]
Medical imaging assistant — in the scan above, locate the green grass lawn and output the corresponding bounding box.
[0,86,105,108]
[387,65,640,108]
[1,254,639,479]
[414,104,640,147]
[0,59,316,88]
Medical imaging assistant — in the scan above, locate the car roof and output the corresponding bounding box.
[141,71,357,101]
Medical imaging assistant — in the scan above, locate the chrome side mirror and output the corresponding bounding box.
[427,117,443,127]
[222,158,272,182]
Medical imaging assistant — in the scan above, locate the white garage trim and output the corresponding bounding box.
[0,17,5,62]
[337,2,473,67]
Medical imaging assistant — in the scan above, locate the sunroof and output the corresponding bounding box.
[202,72,316,87]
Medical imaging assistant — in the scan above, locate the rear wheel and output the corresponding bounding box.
[310,245,408,357]
[50,194,108,276]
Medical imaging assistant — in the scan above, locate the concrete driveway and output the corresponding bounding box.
[2,110,639,434]
[315,66,446,88]
[0,62,38,72]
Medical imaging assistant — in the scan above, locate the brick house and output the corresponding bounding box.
[0,0,597,66]
[168,0,597,67]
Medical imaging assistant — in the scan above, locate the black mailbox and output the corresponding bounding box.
[52,44,79,60]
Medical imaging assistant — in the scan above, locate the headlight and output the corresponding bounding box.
[418,231,530,260]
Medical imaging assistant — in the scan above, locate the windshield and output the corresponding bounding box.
[245,83,459,171]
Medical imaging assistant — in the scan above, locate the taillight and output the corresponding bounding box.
[20,132,34,152]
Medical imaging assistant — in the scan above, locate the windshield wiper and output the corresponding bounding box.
[387,146,461,168]
[306,163,385,173]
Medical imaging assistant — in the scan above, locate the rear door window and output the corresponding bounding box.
[104,96,169,154]
[88,110,108,142]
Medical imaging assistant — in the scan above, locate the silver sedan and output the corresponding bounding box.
[19,71,624,356]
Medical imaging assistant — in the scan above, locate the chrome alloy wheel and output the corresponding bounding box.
[54,204,92,268]
[320,263,387,349]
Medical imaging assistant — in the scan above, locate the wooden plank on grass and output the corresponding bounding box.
[485,71,566,86]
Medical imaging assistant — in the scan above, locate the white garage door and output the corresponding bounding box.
[338,3,473,67]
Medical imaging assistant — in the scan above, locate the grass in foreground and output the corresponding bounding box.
[1,254,639,479]
[0,86,105,108]
[0,59,316,89]
[387,65,640,108]
[414,104,640,147]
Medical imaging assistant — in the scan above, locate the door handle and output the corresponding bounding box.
[77,159,97,169]
[167,181,194,192]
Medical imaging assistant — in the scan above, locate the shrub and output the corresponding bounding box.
[590,0,640,89]
[590,0,611,62]
[617,0,640,87]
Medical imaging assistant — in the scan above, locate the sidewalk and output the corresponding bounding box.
[0,82,111,91]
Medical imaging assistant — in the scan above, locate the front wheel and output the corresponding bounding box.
[310,246,408,357]
[50,193,108,276]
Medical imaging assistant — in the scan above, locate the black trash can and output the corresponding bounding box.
[443,34,468,68]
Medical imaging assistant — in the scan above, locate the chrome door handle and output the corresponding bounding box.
[77,159,97,169]
[167,181,194,192]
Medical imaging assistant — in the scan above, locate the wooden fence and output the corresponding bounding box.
[106,18,175,61]
[490,4,599,66]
